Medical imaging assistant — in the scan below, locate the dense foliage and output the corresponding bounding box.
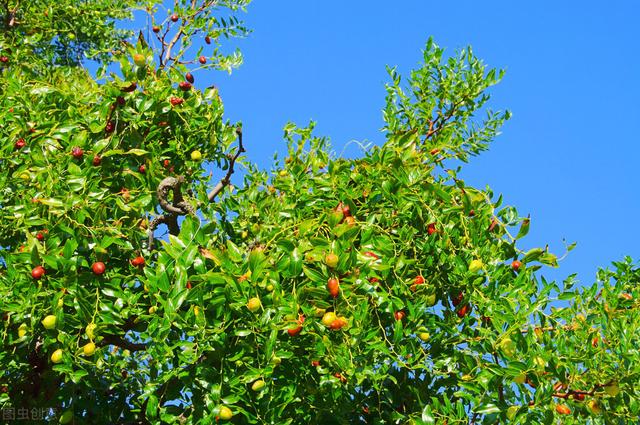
[1,1,639,424]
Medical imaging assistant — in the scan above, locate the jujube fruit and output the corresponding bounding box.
[92,261,106,275]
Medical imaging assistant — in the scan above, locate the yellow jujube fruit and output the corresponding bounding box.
[133,53,146,66]
[418,332,430,342]
[325,253,339,268]
[587,399,602,414]
[604,383,620,397]
[499,337,516,358]
[247,297,262,312]
[534,356,547,368]
[218,405,233,420]
[51,349,63,364]
[251,379,266,392]
[506,405,519,420]
[85,323,97,339]
[513,373,527,384]
[321,312,337,326]
[42,315,57,330]
[18,323,28,338]
[190,150,202,161]
[469,259,483,273]
[83,342,96,356]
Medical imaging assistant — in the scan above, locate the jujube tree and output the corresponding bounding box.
[1,1,639,424]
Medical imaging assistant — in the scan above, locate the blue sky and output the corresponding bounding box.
[151,1,640,285]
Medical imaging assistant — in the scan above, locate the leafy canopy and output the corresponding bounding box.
[1,2,639,424]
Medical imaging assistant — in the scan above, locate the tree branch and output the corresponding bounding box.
[207,126,244,201]
[148,176,194,249]
[100,334,147,352]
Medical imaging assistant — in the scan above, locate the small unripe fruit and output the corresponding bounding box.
[251,379,266,392]
[325,253,339,268]
[149,306,157,314]
[506,406,519,420]
[51,349,63,364]
[18,323,27,338]
[418,332,430,342]
[499,337,516,358]
[321,312,337,326]
[42,315,57,330]
[91,261,106,275]
[604,383,620,396]
[469,259,483,272]
[133,54,146,67]
[218,406,233,420]
[86,323,97,339]
[513,373,526,384]
[83,342,96,356]
[198,56,206,64]
[534,356,546,368]
[190,150,202,161]
[587,400,602,414]
[247,297,261,312]
[31,266,45,280]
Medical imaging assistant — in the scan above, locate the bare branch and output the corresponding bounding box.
[208,126,245,201]
[148,176,195,249]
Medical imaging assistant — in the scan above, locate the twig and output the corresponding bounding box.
[100,334,147,352]
[207,126,245,201]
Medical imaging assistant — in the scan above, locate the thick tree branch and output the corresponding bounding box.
[148,176,194,249]
[208,126,244,201]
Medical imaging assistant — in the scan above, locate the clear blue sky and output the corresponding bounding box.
[154,1,640,285]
